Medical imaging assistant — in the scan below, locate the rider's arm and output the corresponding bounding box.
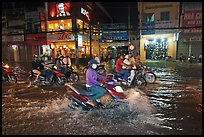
[121,62,130,68]
[97,73,106,79]
[41,62,50,68]
[86,69,101,86]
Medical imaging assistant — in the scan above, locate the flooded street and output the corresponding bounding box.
[2,61,202,135]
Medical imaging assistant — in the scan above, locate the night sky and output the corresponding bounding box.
[101,2,138,29]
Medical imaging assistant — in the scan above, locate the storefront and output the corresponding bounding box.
[25,33,48,61]
[140,20,179,62]
[44,2,96,60]
[140,33,177,61]
[47,32,90,59]
[37,2,112,64]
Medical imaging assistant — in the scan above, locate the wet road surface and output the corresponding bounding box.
[2,61,202,135]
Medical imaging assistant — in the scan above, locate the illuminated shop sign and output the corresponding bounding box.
[56,3,71,17]
[101,23,128,41]
[49,2,71,19]
[78,35,82,46]
[81,7,90,20]
[47,33,75,41]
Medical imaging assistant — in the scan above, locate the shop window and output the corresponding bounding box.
[160,11,170,21]
[77,19,83,30]
[48,19,72,31]
[84,22,89,35]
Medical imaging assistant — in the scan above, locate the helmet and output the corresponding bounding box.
[58,55,64,59]
[125,54,130,59]
[34,55,38,58]
[88,59,99,65]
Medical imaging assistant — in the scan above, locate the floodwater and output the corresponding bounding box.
[2,61,202,135]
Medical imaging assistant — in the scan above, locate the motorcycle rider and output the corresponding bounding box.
[31,55,41,82]
[86,59,107,107]
[38,55,53,82]
[115,54,131,82]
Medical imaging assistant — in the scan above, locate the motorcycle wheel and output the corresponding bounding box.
[134,77,147,88]
[56,76,66,85]
[69,72,79,82]
[145,72,156,84]
[83,67,88,74]
[97,68,106,75]
[7,74,17,84]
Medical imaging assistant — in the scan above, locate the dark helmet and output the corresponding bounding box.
[58,55,64,59]
[33,54,39,58]
[88,59,99,65]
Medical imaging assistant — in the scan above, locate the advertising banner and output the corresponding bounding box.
[48,2,71,20]
[141,22,155,35]
[101,23,128,41]
[155,20,179,34]
[25,33,47,46]
[181,9,202,34]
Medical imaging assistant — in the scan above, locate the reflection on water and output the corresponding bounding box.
[2,62,202,135]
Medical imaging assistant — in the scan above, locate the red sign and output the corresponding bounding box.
[25,33,47,46]
[48,2,71,20]
[182,9,202,34]
[58,33,72,40]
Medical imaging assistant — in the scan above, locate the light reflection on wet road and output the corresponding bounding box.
[2,61,202,135]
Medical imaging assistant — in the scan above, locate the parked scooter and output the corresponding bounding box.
[187,55,197,63]
[28,66,66,86]
[136,62,157,84]
[65,76,125,112]
[2,63,17,84]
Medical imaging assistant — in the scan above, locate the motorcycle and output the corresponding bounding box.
[63,66,79,83]
[83,64,106,75]
[50,64,79,83]
[2,63,17,84]
[136,62,157,84]
[111,67,147,88]
[28,66,66,86]
[65,76,126,112]
[187,56,197,63]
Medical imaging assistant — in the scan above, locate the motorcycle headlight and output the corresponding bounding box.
[114,86,124,93]
[53,66,57,70]
[4,64,10,68]
[143,65,147,69]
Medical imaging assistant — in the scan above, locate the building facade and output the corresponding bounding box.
[177,2,202,58]
[25,2,112,64]
[138,2,180,62]
[2,2,112,63]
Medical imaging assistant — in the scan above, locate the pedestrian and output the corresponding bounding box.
[93,54,100,64]
[198,53,202,63]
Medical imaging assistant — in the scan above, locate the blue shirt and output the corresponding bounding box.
[86,67,106,87]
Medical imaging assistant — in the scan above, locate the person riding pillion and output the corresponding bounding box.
[85,59,107,107]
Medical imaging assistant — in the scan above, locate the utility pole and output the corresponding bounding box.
[176,2,182,60]
[128,2,131,45]
[89,24,92,59]
[72,3,79,67]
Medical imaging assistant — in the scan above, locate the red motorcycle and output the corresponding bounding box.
[28,66,66,86]
[2,63,17,84]
[65,75,125,112]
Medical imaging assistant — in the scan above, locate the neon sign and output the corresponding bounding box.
[81,7,90,20]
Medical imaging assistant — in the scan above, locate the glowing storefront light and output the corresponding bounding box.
[12,45,17,50]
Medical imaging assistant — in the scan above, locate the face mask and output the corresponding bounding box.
[92,64,97,69]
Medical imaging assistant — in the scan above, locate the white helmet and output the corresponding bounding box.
[125,54,130,59]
